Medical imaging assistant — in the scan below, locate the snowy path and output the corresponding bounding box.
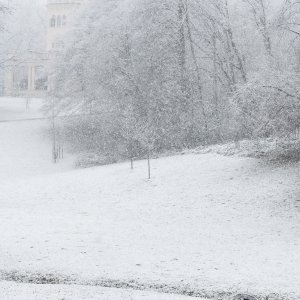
[0,97,299,299]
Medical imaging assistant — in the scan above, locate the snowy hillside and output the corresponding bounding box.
[0,97,299,299]
[0,153,299,298]
[1,0,300,298]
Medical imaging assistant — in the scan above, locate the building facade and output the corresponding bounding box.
[2,0,84,98]
[3,51,49,98]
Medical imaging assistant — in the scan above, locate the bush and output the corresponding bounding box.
[74,152,118,168]
[265,139,300,163]
[194,137,300,163]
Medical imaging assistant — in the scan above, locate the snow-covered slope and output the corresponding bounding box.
[0,97,299,299]
[0,153,299,298]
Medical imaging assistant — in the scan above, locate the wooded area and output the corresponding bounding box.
[47,0,300,163]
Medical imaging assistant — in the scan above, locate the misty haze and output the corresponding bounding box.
[0,0,299,299]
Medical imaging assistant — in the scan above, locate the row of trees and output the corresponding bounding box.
[49,0,300,164]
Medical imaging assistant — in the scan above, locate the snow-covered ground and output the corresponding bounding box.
[0,98,299,299]
[1,154,299,298]
[0,281,199,300]
[0,97,44,121]
[0,97,74,181]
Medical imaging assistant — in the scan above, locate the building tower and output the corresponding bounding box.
[47,0,84,52]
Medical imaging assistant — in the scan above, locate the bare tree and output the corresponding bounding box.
[276,0,300,37]
[243,0,273,56]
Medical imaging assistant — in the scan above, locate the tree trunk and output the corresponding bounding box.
[178,0,187,97]
[185,0,209,144]
[147,150,151,179]
[212,32,222,140]
[245,0,272,56]
[51,98,57,164]
[224,1,247,83]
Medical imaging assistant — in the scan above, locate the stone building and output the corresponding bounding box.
[2,0,85,97]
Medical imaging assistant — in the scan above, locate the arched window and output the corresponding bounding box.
[50,15,56,27]
[62,15,66,26]
[57,15,61,27]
